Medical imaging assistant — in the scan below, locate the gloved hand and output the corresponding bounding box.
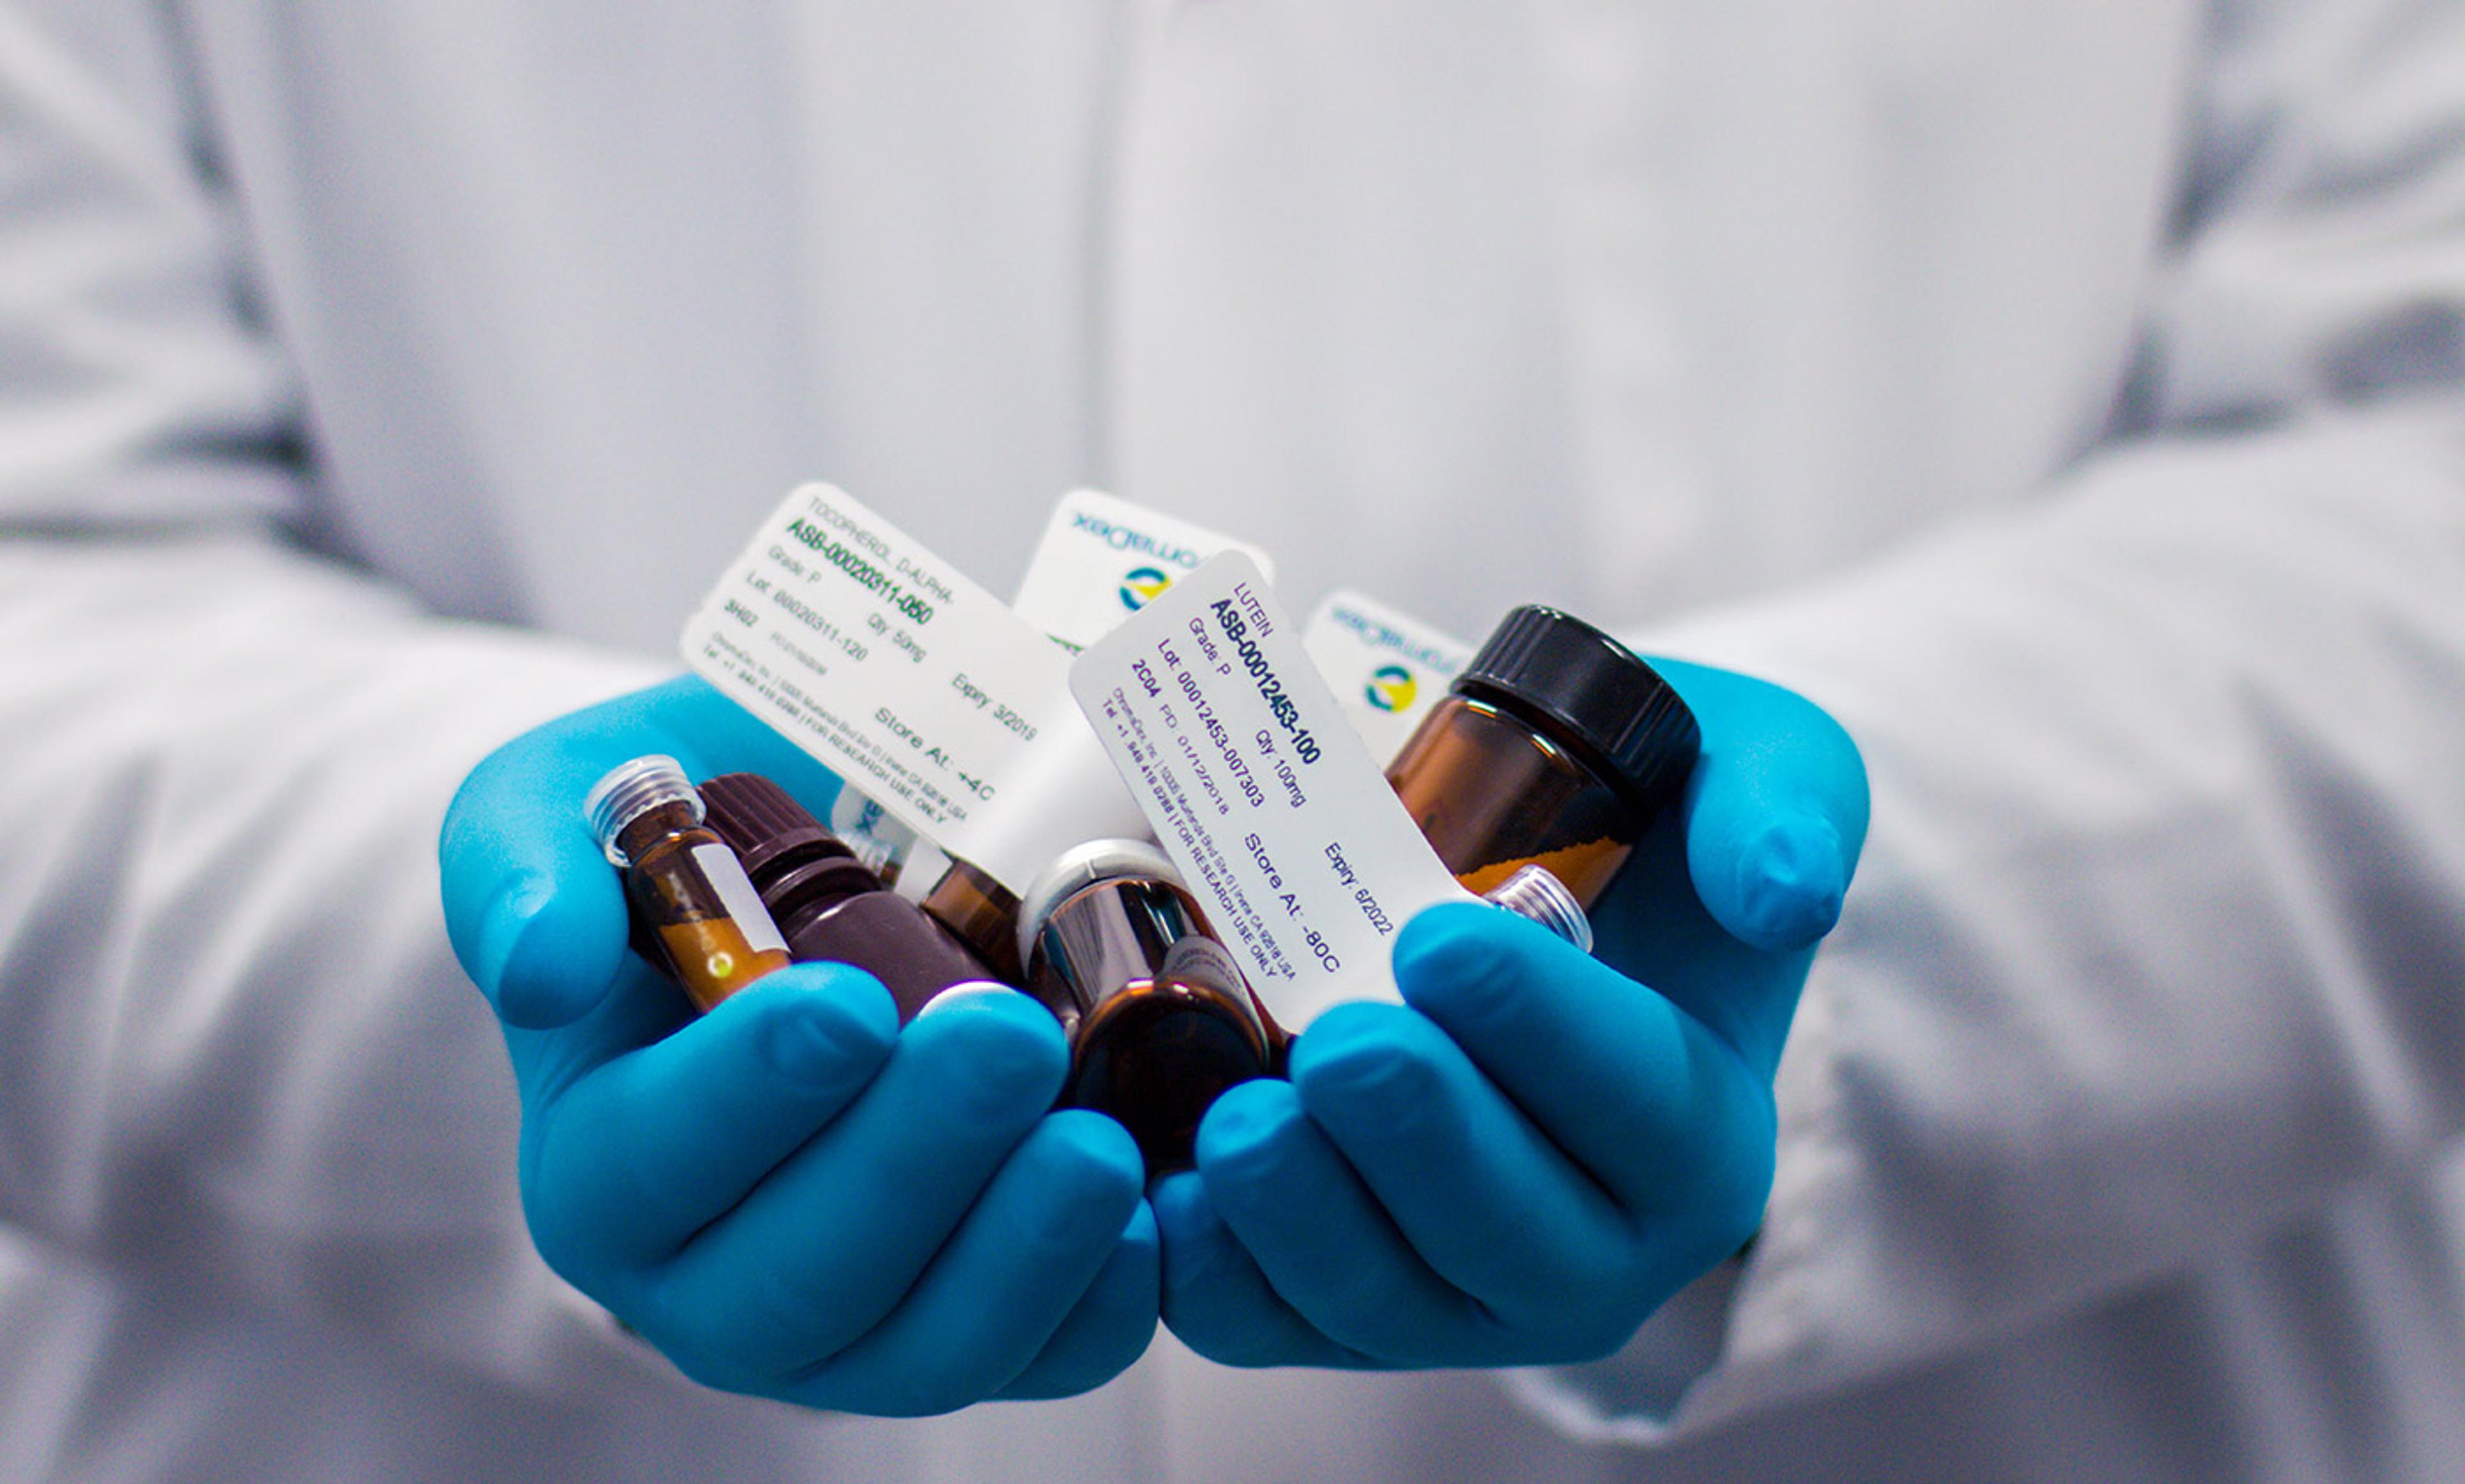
[1155,659,1867,1367]
[440,675,1157,1413]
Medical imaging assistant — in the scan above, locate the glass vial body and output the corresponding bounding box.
[696,773,1011,1019]
[1390,695,1639,904]
[584,756,791,1012]
[918,857,1028,986]
[1385,607,1701,910]
[1016,840,1281,1175]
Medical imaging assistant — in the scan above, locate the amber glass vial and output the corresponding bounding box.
[696,772,1012,1018]
[1387,607,1700,908]
[917,858,1028,987]
[584,755,793,1012]
[1015,840,1281,1175]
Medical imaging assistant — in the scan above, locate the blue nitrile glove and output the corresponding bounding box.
[1155,659,1867,1368]
[440,675,1157,1412]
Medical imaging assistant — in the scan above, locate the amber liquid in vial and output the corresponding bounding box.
[1019,841,1280,1175]
[587,757,793,1012]
[1387,695,1640,907]
[1385,607,1701,911]
[621,829,794,1011]
[919,857,1028,987]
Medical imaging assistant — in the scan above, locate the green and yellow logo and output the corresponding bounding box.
[1119,566,1173,610]
[1365,664,1418,714]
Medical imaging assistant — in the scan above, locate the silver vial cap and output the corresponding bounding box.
[1014,837,1183,972]
[1480,864,1595,954]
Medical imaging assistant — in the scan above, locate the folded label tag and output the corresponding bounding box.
[680,483,1141,893]
[1069,553,1476,1030]
[1301,589,1475,766]
[1012,488,1277,651]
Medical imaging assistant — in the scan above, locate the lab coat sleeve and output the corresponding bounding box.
[0,1,674,1391]
[1519,0,2465,1438]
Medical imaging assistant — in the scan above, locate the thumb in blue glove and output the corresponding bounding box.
[1156,658,1867,1368]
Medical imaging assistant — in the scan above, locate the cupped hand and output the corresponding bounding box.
[1157,659,1867,1368]
[439,675,1159,1411]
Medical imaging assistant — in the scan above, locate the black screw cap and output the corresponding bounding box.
[1454,606,1701,820]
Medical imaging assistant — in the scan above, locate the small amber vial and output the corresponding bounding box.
[584,755,793,1012]
[697,772,1012,1019]
[1015,840,1281,1175]
[917,857,1028,987]
[1387,607,1701,909]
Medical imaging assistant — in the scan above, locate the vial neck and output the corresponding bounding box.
[614,800,705,866]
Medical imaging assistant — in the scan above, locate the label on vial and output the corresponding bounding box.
[1069,553,1480,1030]
[679,483,1146,894]
[1012,488,1277,651]
[1301,589,1476,766]
[1159,932,1253,1001]
[692,843,791,956]
[828,788,919,879]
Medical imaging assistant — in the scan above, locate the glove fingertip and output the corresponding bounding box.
[1725,811,1847,952]
[1192,1076,1308,1180]
[900,986,1073,1112]
[1121,1194,1161,1251]
[1150,1169,1212,1239]
[1392,900,1580,1030]
[453,867,547,1001]
[739,963,901,1082]
[1393,899,1518,982]
[1039,1108,1151,1211]
[1286,1003,1444,1113]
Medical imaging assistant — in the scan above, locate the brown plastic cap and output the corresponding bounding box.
[697,773,859,879]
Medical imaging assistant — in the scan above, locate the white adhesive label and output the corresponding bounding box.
[1302,589,1476,766]
[889,838,954,902]
[1069,553,1478,1030]
[1012,488,1276,651]
[680,484,1145,894]
[693,843,790,955]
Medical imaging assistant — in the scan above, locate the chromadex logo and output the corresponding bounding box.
[1364,664,1418,713]
[1119,566,1173,610]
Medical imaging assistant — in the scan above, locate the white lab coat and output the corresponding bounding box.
[3,0,2464,1480]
